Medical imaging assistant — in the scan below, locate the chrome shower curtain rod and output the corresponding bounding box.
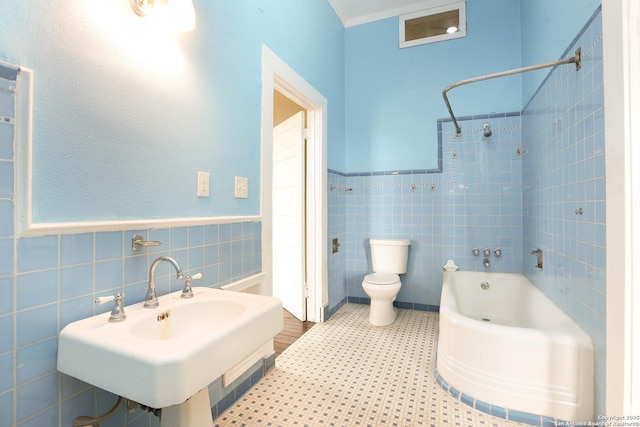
[442,47,582,135]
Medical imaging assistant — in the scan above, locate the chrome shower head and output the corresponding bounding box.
[482,122,492,137]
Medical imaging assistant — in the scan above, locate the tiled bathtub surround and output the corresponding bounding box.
[522,7,605,416]
[0,219,262,425]
[337,112,524,309]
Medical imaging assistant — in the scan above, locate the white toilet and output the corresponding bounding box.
[362,238,411,326]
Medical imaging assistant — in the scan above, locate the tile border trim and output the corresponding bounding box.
[433,367,568,427]
[347,296,439,313]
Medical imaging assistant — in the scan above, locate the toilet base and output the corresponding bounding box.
[368,299,397,326]
[362,279,401,327]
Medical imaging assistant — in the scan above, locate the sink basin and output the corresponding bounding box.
[58,287,283,409]
[128,299,245,340]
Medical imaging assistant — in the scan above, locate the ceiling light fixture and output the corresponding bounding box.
[130,0,154,17]
[446,26,458,34]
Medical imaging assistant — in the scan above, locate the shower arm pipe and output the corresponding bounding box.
[442,48,582,136]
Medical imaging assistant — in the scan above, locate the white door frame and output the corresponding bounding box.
[261,45,328,322]
[603,0,640,414]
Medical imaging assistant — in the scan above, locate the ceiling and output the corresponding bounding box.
[327,0,458,28]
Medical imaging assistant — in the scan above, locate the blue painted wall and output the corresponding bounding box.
[0,0,345,223]
[345,0,522,173]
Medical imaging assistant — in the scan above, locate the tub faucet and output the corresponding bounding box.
[145,256,183,308]
[483,258,490,269]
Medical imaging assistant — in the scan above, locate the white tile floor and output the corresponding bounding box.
[215,304,526,427]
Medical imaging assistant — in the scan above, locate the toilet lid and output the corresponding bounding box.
[364,272,399,285]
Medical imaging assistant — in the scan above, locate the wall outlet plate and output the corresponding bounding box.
[197,171,210,197]
[235,176,248,199]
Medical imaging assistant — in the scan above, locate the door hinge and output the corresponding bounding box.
[303,283,309,298]
[303,128,311,142]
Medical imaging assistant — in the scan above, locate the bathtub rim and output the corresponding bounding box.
[441,271,594,346]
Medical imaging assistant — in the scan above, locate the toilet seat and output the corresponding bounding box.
[364,272,400,285]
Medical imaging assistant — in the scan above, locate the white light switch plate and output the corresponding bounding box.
[235,176,248,199]
[197,171,210,197]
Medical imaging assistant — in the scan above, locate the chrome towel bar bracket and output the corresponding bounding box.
[132,234,162,251]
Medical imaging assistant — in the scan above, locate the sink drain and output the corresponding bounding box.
[482,318,491,322]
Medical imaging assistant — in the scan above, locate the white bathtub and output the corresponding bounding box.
[436,271,594,422]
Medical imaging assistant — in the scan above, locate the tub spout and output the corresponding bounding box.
[483,258,490,269]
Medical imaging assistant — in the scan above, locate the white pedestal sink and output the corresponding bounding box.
[58,287,283,426]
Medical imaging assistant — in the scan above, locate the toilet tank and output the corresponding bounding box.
[370,238,411,274]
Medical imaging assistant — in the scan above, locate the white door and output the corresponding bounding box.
[272,111,306,321]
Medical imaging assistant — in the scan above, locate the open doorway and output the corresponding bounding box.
[261,46,328,323]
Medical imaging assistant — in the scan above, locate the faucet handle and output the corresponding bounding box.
[95,293,126,323]
[181,273,202,299]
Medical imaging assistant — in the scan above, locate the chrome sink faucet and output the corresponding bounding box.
[145,256,184,308]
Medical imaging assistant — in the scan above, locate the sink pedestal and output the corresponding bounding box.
[161,387,212,427]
